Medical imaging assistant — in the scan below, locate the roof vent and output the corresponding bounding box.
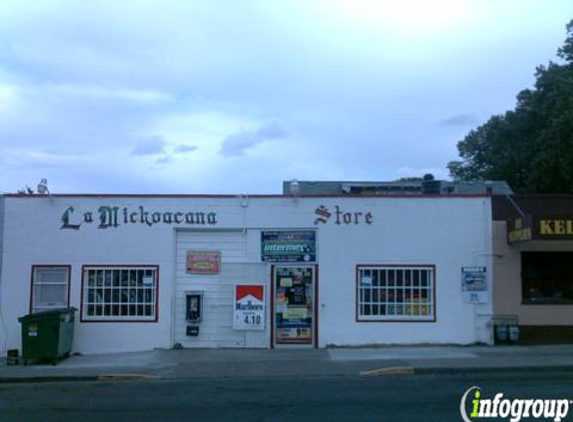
[421,174,441,195]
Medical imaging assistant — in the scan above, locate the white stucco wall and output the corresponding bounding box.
[0,195,493,354]
[0,196,4,287]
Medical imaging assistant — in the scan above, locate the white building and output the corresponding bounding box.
[0,194,494,354]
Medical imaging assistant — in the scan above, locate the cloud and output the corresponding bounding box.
[132,136,166,155]
[1,149,89,170]
[155,155,174,165]
[48,85,175,104]
[256,121,287,139]
[0,1,568,194]
[220,122,287,157]
[438,113,479,127]
[174,144,198,153]
[219,131,260,157]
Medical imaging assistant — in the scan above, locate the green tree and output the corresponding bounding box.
[448,20,573,193]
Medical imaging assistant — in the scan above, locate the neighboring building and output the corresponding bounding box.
[492,195,573,343]
[0,193,494,355]
[0,195,4,306]
[283,177,513,196]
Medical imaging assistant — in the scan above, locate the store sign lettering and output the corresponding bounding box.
[60,206,217,230]
[314,205,373,225]
[539,219,573,235]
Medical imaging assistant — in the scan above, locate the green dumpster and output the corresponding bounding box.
[18,308,76,365]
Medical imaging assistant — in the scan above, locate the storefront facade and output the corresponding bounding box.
[0,194,493,354]
[493,195,573,343]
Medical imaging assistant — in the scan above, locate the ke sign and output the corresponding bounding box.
[186,251,221,275]
[461,266,488,303]
[261,230,316,263]
[233,285,265,330]
[507,214,573,244]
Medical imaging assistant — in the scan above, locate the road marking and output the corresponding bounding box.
[96,373,161,381]
[360,366,414,376]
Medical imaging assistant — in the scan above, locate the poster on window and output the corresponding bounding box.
[233,285,265,330]
[461,266,488,303]
[276,326,312,343]
[404,298,429,316]
[186,251,221,275]
[275,267,314,344]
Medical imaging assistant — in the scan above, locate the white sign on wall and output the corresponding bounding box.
[461,266,488,303]
[233,285,265,330]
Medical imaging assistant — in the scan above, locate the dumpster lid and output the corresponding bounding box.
[18,307,77,322]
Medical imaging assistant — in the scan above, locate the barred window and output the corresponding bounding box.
[82,266,158,322]
[357,266,435,321]
[31,266,70,313]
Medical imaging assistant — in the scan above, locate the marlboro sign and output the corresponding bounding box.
[186,251,221,275]
[233,285,265,330]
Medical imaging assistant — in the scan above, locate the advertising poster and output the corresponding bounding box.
[461,266,488,303]
[404,298,429,316]
[233,285,265,330]
[276,326,312,343]
[186,251,221,275]
[275,267,314,344]
[261,231,316,262]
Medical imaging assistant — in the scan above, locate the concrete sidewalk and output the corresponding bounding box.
[2,345,573,382]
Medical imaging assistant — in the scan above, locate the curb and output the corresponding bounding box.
[1,365,573,383]
[0,373,161,384]
[0,375,97,384]
[96,373,161,381]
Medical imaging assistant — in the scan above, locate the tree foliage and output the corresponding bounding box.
[447,20,573,193]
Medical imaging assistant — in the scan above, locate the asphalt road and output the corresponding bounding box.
[1,371,572,422]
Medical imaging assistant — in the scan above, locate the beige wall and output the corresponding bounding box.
[493,221,573,325]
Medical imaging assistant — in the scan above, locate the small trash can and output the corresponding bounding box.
[508,325,520,342]
[492,314,519,345]
[18,308,76,365]
[495,325,508,341]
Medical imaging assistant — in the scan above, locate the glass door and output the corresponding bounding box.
[274,266,315,346]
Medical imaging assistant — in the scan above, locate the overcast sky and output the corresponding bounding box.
[0,1,571,194]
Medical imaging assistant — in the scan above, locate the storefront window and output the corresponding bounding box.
[82,266,158,321]
[31,266,70,313]
[522,252,573,304]
[357,266,435,321]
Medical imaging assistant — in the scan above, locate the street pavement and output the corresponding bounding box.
[1,370,573,421]
[2,344,573,382]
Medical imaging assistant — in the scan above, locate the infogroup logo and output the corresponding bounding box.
[460,386,571,422]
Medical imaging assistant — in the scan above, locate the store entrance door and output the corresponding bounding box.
[272,266,316,347]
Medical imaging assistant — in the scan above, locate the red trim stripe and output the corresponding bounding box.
[5,193,490,199]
